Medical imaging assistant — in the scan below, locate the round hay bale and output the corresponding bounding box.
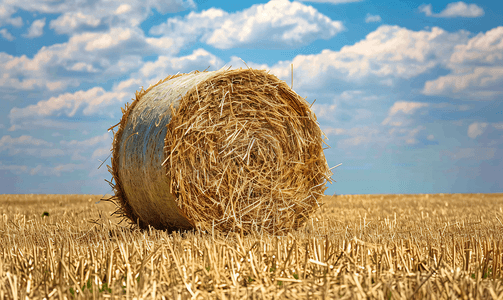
[109,68,332,234]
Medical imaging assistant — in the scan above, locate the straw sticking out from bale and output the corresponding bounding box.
[108,68,332,234]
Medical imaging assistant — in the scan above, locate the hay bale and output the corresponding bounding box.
[108,68,332,234]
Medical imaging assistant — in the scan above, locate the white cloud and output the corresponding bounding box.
[0,135,52,148]
[379,102,433,145]
[49,12,101,34]
[60,133,110,148]
[148,0,196,13]
[150,0,344,49]
[298,0,362,3]
[0,133,112,176]
[23,18,46,38]
[324,127,347,135]
[3,0,195,35]
[115,4,132,15]
[383,101,429,126]
[264,25,470,90]
[225,56,270,70]
[422,27,503,99]
[0,28,14,40]
[51,163,86,177]
[92,146,111,161]
[450,27,503,65]
[8,119,83,132]
[0,161,90,177]
[385,126,426,146]
[381,102,472,131]
[306,90,380,124]
[135,48,224,83]
[0,132,113,177]
[365,13,381,23]
[440,2,484,17]
[388,101,429,116]
[336,126,382,149]
[467,122,488,139]
[7,49,222,130]
[0,27,179,94]
[312,103,337,119]
[419,4,434,16]
[335,90,380,102]
[423,67,503,98]
[0,135,64,157]
[419,2,484,18]
[84,28,133,51]
[0,5,23,27]
[0,162,28,175]
[9,87,129,124]
[60,133,111,161]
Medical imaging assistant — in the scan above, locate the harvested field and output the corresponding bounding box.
[1,193,503,299]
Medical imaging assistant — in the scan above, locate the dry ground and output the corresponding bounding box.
[1,193,503,299]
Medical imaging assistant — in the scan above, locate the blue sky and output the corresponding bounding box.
[0,0,502,195]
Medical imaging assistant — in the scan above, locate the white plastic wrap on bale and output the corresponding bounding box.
[117,71,216,230]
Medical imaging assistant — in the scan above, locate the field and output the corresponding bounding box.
[1,193,503,299]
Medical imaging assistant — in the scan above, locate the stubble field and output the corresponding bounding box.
[1,193,503,299]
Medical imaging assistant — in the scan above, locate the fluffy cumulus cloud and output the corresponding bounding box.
[9,87,129,125]
[0,0,343,99]
[23,18,46,38]
[7,48,223,131]
[150,0,344,49]
[49,12,101,34]
[114,48,224,97]
[0,26,181,95]
[423,27,503,99]
[0,4,23,27]
[419,2,484,18]
[265,25,470,90]
[136,49,223,81]
[2,0,195,35]
[298,0,362,3]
